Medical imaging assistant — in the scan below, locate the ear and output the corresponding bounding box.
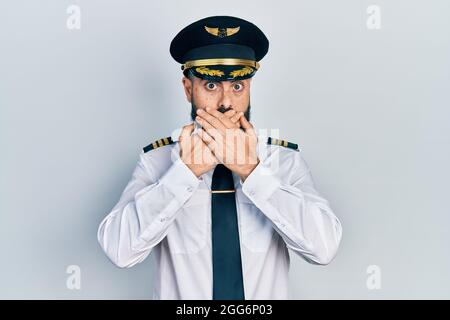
[182,76,193,103]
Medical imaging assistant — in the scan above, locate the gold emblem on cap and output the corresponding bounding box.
[204,26,240,38]
[195,66,225,77]
[230,66,254,78]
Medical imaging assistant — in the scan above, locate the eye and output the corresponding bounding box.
[205,82,217,90]
[233,82,244,91]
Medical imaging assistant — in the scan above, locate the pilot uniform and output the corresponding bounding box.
[97,15,343,300]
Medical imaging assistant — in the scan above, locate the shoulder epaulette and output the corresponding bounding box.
[143,136,175,153]
[267,137,299,151]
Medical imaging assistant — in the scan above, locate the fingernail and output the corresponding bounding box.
[206,107,210,112]
[197,109,203,114]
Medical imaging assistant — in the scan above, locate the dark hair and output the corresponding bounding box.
[185,68,196,81]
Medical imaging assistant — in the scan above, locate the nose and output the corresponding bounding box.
[218,88,233,110]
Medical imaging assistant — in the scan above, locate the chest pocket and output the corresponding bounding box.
[236,189,274,252]
[166,189,209,254]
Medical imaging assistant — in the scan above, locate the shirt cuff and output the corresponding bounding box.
[159,158,201,206]
[241,159,281,202]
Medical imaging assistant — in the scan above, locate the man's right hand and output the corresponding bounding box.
[179,108,241,178]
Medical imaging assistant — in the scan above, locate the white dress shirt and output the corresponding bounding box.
[97,131,343,300]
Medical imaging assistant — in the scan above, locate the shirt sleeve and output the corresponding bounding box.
[240,148,343,265]
[97,150,200,268]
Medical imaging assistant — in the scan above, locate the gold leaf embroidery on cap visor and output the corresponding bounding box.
[229,66,254,78]
[195,66,225,77]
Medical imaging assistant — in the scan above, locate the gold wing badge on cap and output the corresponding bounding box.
[204,26,240,38]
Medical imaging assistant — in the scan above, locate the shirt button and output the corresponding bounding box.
[159,217,166,222]
[249,190,255,196]
[186,186,193,192]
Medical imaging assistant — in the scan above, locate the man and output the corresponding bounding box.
[97,15,342,300]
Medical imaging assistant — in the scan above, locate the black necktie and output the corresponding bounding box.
[211,164,245,300]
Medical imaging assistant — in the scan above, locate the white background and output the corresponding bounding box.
[1,0,449,298]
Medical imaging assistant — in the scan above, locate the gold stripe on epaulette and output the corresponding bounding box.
[267,136,299,151]
[143,136,174,153]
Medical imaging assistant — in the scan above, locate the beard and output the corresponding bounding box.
[190,95,251,124]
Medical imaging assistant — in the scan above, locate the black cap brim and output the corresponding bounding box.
[184,64,257,81]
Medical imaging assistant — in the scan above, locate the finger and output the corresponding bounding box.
[200,127,226,161]
[208,107,238,128]
[195,116,222,140]
[239,116,256,136]
[200,129,218,154]
[179,122,194,143]
[224,109,239,127]
[204,107,236,130]
[198,127,214,145]
[230,111,244,125]
[196,108,227,133]
[223,108,236,119]
[192,133,205,148]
